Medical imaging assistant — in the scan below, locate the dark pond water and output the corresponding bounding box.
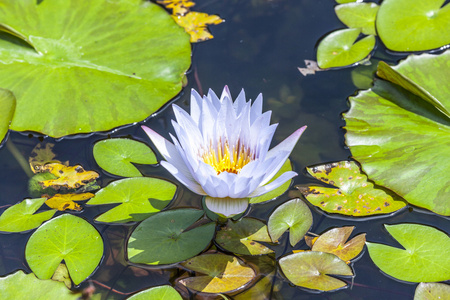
[0,0,448,299]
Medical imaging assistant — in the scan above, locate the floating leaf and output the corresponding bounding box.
[250,159,292,204]
[128,285,182,300]
[172,12,224,43]
[93,138,157,178]
[0,0,190,138]
[316,28,375,69]
[127,209,215,265]
[296,161,407,216]
[234,271,275,300]
[344,52,450,215]
[39,163,99,190]
[414,282,450,300]
[216,218,273,255]
[44,193,94,211]
[335,3,379,36]
[29,143,63,174]
[0,198,55,233]
[311,226,365,263]
[336,0,359,3]
[87,177,176,223]
[52,263,72,289]
[366,223,450,282]
[298,60,321,76]
[179,253,256,294]
[0,271,81,299]
[267,198,312,247]
[0,88,15,145]
[279,251,353,291]
[25,214,103,285]
[376,0,450,51]
[157,0,195,15]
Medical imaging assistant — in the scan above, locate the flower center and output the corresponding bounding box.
[201,139,254,174]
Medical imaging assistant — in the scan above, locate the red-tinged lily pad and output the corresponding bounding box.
[344,51,450,216]
[414,282,450,300]
[279,251,353,291]
[179,253,256,294]
[216,218,273,255]
[295,161,407,216]
[267,198,313,247]
[366,223,450,283]
[311,226,366,263]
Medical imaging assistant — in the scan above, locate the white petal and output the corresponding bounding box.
[160,161,207,195]
[233,89,247,112]
[248,171,298,197]
[190,89,203,126]
[207,88,221,112]
[250,93,263,124]
[205,196,249,218]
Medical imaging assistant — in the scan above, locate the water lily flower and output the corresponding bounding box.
[142,86,306,218]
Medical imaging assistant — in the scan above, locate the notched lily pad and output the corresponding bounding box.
[311,226,365,263]
[216,218,274,255]
[93,138,157,178]
[179,253,256,294]
[366,223,450,283]
[279,251,353,291]
[295,161,407,216]
[335,2,379,36]
[127,209,215,265]
[267,198,313,247]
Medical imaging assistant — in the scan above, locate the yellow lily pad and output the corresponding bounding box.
[39,163,99,190]
[44,193,94,211]
[157,0,195,15]
[172,12,224,43]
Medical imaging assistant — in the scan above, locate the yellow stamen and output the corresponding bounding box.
[201,139,254,174]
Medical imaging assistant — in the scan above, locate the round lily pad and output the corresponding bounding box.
[0,88,15,145]
[414,282,450,300]
[127,285,182,300]
[25,214,104,285]
[335,2,379,36]
[316,28,375,69]
[376,0,450,52]
[127,208,215,265]
[0,0,191,137]
[93,138,157,177]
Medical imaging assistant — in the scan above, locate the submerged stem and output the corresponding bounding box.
[6,139,33,178]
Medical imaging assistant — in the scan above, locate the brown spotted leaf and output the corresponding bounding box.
[172,12,224,43]
[295,161,406,216]
[29,143,67,174]
[44,193,94,211]
[157,0,195,15]
[39,163,99,190]
[311,226,366,263]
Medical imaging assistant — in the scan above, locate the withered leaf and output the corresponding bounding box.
[39,163,99,190]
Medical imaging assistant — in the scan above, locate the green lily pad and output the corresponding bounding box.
[376,0,450,52]
[0,88,15,145]
[414,282,450,300]
[127,285,182,300]
[249,159,292,204]
[267,198,312,247]
[179,253,256,294]
[86,177,176,223]
[216,218,274,255]
[344,52,450,216]
[296,161,407,216]
[93,138,157,178]
[0,198,56,232]
[316,28,375,69]
[25,214,104,285]
[279,251,353,291]
[127,209,215,265]
[366,223,450,283]
[0,0,190,137]
[335,3,379,36]
[336,0,358,3]
[0,270,81,299]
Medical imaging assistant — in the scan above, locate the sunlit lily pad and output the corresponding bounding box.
[127,285,182,300]
[86,177,176,223]
[0,0,190,137]
[0,198,55,232]
[0,270,81,299]
[316,28,375,69]
[45,193,94,211]
[414,282,450,300]
[127,209,215,265]
[311,226,365,263]
[296,161,407,216]
[216,218,273,255]
[25,214,104,285]
[267,198,312,247]
[376,0,450,51]
[93,138,157,178]
[335,3,379,36]
[279,251,353,291]
[344,52,450,216]
[179,253,256,294]
[366,223,450,282]
[0,88,15,145]
[39,163,99,190]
